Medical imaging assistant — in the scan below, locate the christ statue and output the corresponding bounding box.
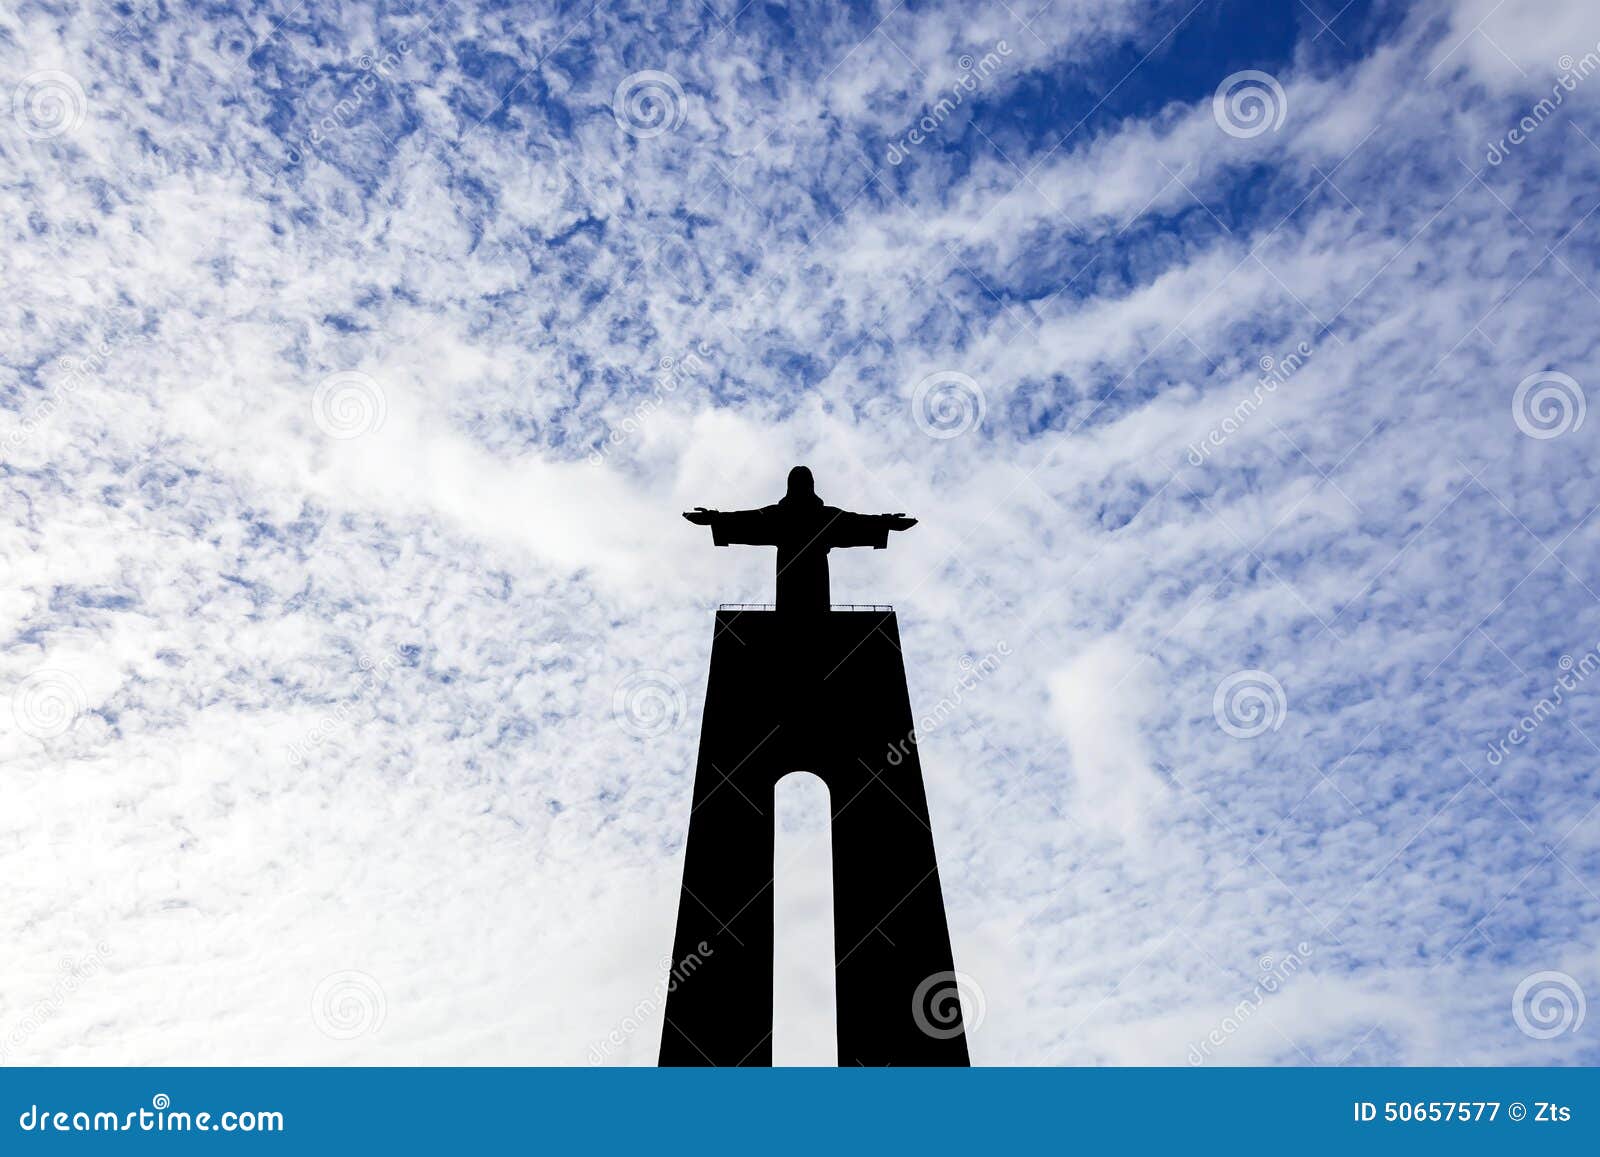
[683,466,916,613]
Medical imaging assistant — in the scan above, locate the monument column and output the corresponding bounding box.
[660,470,968,1066]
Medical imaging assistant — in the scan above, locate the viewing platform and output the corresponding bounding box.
[717,603,894,612]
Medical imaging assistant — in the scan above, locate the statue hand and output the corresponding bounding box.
[683,508,717,525]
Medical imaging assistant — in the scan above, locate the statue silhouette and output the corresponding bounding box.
[661,467,969,1066]
[683,466,916,614]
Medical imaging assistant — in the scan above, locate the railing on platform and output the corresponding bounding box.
[717,603,893,612]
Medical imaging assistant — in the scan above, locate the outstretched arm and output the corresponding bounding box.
[682,506,781,546]
[823,511,918,550]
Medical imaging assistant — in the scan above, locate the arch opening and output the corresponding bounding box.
[771,771,837,1066]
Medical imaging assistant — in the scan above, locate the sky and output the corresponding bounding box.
[1,0,1597,1066]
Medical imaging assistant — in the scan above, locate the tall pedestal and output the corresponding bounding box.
[659,608,969,1066]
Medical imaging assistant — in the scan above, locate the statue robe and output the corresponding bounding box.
[704,501,903,613]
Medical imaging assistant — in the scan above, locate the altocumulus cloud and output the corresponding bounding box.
[0,0,1598,1066]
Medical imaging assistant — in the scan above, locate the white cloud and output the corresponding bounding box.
[1049,637,1168,843]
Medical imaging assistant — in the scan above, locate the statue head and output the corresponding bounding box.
[783,465,819,505]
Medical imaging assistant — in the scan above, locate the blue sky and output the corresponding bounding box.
[1,0,1598,1065]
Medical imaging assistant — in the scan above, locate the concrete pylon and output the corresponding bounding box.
[659,607,969,1066]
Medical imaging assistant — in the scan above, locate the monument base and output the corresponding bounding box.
[659,608,969,1067]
